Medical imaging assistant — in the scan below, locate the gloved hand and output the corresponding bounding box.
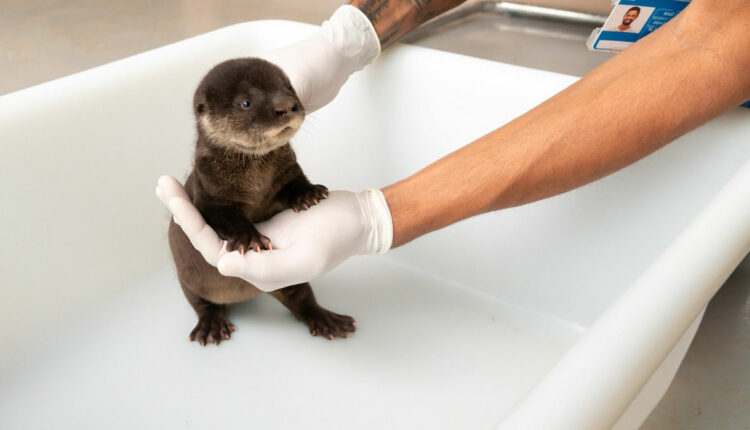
[259,5,380,112]
[155,175,393,291]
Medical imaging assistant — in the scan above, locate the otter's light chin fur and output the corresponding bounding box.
[200,115,301,156]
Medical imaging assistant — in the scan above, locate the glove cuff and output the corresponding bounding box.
[324,5,381,70]
[358,188,393,254]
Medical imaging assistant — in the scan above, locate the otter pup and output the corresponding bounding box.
[168,58,356,346]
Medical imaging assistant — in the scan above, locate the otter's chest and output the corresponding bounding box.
[195,144,299,222]
[225,167,290,222]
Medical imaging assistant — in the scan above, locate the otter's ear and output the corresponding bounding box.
[196,103,206,115]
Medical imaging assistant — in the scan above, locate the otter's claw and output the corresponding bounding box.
[303,308,356,340]
[226,231,272,254]
[189,315,236,346]
[291,184,329,212]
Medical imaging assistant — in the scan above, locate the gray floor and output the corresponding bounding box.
[2,1,749,428]
[642,265,750,430]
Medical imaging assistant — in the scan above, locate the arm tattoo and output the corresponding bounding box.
[356,0,390,24]
[350,0,467,48]
[412,0,430,11]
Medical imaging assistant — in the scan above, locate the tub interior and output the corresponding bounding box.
[2,20,750,429]
[0,259,580,429]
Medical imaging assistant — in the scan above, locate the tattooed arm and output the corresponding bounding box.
[349,0,467,48]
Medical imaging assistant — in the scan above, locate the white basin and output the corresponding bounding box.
[1,20,749,429]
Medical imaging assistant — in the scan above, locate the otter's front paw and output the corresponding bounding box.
[290,184,329,212]
[226,230,272,254]
[189,315,236,346]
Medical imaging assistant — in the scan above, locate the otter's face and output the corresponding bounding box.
[194,58,305,155]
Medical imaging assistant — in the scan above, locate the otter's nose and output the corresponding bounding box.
[273,96,299,117]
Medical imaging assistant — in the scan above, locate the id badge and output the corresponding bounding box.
[588,0,750,108]
[587,0,690,52]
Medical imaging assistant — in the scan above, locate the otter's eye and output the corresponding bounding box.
[240,100,251,109]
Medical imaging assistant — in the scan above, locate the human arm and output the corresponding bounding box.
[383,0,750,246]
[348,0,467,48]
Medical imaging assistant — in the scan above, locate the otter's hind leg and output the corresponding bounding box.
[171,218,238,346]
[270,284,356,340]
[180,282,236,346]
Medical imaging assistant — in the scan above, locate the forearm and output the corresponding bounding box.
[349,0,467,48]
[382,1,750,248]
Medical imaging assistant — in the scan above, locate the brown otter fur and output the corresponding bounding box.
[168,58,356,346]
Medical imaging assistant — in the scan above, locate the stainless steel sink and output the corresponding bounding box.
[404,1,611,76]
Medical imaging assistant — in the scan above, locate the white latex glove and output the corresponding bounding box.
[259,5,380,113]
[155,175,393,291]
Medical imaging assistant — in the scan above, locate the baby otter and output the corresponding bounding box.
[168,58,356,346]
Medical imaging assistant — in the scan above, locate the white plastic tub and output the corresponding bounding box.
[2,21,750,430]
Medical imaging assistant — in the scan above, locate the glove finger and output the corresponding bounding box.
[168,197,225,266]
[156,175,191,205]
[217,246,317,292]
[259,48,311,111]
